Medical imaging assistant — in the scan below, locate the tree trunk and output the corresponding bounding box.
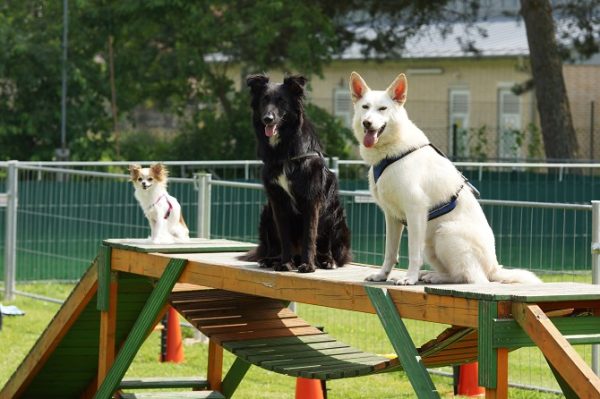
[520,0,579,161]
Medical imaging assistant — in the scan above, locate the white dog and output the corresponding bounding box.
[349,71,541,285]
[129,163,189,244]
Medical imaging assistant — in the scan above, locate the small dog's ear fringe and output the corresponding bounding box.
[129,164,141,180]
[151,163,168,180]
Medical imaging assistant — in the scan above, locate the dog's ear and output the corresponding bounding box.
[246,74,269,94]
[386,73,407,105]
[349,72,370,103]
[283,75,307,97]
[129,164,141,180]
[150,163,168,180]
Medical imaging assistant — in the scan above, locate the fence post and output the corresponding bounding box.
[331,157,339,177]
[592,200,600,375]
[3,161,18,301]
[195,173,212,239]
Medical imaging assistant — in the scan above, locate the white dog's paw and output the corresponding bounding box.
[392,275,418,285]
[365,271,389,282]
[419,271,438,284]
[151,237,174,245]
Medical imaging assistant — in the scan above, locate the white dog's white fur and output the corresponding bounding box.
[349,71,541,285]
[129,163,189,244]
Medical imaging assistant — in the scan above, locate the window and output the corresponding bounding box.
[449,89,470,159]
[333,88,353,128]
[498,88,522,160]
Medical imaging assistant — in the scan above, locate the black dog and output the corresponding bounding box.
[240,74,351,273]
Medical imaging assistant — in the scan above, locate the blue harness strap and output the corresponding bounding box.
[427,187,461,221]
[371,143,478,224]
[373,144,429,184]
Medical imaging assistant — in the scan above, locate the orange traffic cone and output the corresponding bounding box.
[295,377,324,399]
[164,306,184,363]
[457,362,485,396]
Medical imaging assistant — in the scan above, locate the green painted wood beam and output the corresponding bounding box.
[364,286,439,399]
[221,358,251,399]
[94,258,188,399]
[97,245,112,311]
[493,316,600,348]
[478,300,498,388]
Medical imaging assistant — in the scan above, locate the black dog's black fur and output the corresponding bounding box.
[240,74,351,273]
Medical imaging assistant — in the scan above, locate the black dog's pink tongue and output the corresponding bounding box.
[363,131,378,148]
[265,125,277,137]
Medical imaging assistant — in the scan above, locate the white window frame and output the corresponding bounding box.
[448,89,470,159]
[333,88,353,128]
[497,86,522,160]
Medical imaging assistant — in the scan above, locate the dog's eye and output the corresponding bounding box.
[137,178,142,182]
[361,104,369,109]
[148,177,153,181]
[378,106,387,111]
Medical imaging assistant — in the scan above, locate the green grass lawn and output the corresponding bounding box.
[0,282,572,398]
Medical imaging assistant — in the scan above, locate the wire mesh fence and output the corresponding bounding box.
[0,160,598,394]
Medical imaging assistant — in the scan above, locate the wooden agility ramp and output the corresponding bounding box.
[1,238,600,399]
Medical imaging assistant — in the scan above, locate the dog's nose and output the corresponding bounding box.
[262,114,274,125]
[362,120,372,129]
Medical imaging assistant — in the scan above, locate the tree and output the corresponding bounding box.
[520,0,578,160]
[0,1,111,161]
[0,1,353,161]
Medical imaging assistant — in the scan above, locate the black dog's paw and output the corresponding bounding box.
[318,259,336,269]
[258,257,279,268]
[297,263,316,273]
[274,261,295,272]
[316,254,336,269]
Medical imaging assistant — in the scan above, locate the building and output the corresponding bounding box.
[301,18,599,162]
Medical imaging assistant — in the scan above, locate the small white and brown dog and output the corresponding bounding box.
[129,163,189,244]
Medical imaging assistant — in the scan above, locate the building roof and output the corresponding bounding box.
[339,19,530,60]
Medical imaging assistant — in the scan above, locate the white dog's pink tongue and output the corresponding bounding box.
[363,131,378,148]
[265,125,277,137]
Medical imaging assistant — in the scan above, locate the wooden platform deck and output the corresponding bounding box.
[2,238,600,399]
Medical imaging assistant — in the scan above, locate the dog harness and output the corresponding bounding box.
[149,194,173,219]
[372,143,479,223]
[289,151,323,161]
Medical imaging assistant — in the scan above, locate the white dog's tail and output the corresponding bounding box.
[489,266,542,284]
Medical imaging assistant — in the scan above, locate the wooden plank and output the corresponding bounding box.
[426,282,600,302]
[512,302,600,398]
[211,326,325,345]
[207,340,223,392]
[365,286,440,399]
[110,249,476,327]
[119,377,209,390]
[103,237,255,253]
[0,261,99,399]
[97,245,112,311]
[493,316,600,348]
[224,334,338,352]
[120,391,225,399]
[97,272,118,388]
[236,340,349,358]
[95,258,188,399]
[199,317,310,335]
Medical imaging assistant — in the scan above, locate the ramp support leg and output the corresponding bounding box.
[94,257,187,399]
[365,286,439,399]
